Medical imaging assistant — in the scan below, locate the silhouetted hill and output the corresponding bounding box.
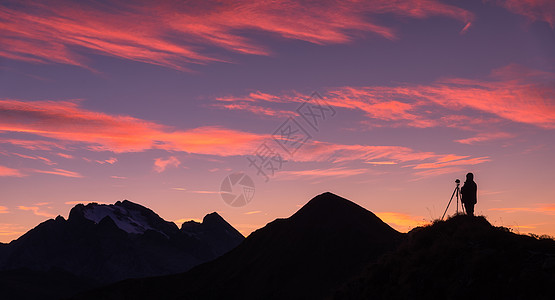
[72,192,404,300]
[0,201,243,300]
[334,214,555,300]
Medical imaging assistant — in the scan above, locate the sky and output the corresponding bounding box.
[1,0,554,242]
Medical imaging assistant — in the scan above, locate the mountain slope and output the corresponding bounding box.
[74,192,404,300]
[334,214,555,299]
[0,200,244,300]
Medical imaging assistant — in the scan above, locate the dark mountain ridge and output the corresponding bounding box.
[335,214,555,300]
[0,200,244,300]
[73,192,404,300]
[75,193,555,300]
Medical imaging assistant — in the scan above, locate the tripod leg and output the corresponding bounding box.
[458,187,465,214]
[441,187,458,220]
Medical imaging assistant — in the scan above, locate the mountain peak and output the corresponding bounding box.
[68,200,178,236]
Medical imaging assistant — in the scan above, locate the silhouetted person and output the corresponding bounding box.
[461,173,477,216]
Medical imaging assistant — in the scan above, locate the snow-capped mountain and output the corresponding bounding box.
[0,200,244,300]
[71,200,180,237]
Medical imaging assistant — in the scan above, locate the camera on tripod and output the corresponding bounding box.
[442,178,463,220]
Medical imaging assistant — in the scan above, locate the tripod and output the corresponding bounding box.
[441,179,465,220]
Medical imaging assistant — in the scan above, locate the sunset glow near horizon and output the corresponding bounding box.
[1,0,554,242]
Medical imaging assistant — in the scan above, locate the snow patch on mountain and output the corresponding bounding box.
[82,204,163,236]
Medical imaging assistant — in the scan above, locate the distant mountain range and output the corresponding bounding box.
[0,200,244,299]
[74,192,555,300]
[72,192,405,299]
[2,193,554,300]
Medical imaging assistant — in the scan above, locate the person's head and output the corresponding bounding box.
[466,172,474,181]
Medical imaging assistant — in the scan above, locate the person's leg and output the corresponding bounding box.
[465,203,474,216]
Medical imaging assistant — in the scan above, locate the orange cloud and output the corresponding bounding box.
[0,98,489,177]
[17,206,55,218]
[0,223,26,243]
[0,206,8,214]
[0,99,266,155]
[34,168,83,178]
[244,211,262,215]
[494,0,555,28]
[0,0,473,69]
[375,212,428,232]
[154,156,181,173]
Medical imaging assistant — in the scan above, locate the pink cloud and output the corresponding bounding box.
[213,102,296,118]
[56,153,73,159]
[0,139,67,151]
[154,156,180,173]
[455,132,515,144]
[412,156,490,169]
[0,99,266,154]
[489,204,555,215]
[0,165,25,177]
[277,167,368,180]
[219,65,555,129]
[12,153,55,165]
[96,157,117,164]
[0,0,473,69]
[494,0,555,28]
[34,168,83,178]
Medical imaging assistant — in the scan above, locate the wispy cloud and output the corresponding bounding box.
[0,223,26,240]
[0,139,67,151]
[96,157,117,164]
[218,64,555,129]
[56,152,74,159]
[455,132,515,144]
[494,0,555,28]
[0,0,473,70]
[278,167,368,180]
[412,156,490,169]
[489,204,555,215]
[187,190,220,194]
[0,165,25,177]
[154,156,181,173]
[244,211,262,215]
[34,168,83,178]
[12,153,55,165]
[0,99,265,154]
[0,206,9,214]
[17,206,55,218]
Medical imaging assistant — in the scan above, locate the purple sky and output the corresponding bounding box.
[1,0,554,241]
